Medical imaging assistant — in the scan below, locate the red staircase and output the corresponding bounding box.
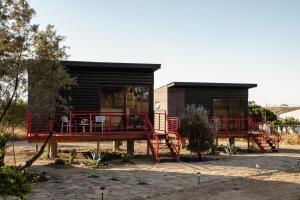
[249,117,281,152]
[144,112,182,162]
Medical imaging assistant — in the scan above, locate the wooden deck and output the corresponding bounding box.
[28,131,146,143]
[216,131,250,138]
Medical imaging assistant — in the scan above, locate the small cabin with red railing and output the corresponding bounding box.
[155,82,281,152]
[154,82,257,138]
[27,62,280,162]
[27,61,182,162]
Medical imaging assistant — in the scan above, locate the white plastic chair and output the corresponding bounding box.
[94,116,106,134]
[61,116,69,133]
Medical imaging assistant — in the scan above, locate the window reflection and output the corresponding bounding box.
[126,86,149,113]
[213,98,246,131]
[100,86,149,130]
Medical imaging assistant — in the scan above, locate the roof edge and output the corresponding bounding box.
[164,82,257,89]
[60,60,161,71]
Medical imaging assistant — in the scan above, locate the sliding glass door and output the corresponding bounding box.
[100,85,149,130]
[213,98,246,131]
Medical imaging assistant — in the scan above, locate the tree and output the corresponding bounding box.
[0,0,37,124]
[248,101,277,122]
[20,25,76,171]
[0,0,75,171]
[178,104,215,160]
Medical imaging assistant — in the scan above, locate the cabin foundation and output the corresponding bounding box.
[127,140,134,157]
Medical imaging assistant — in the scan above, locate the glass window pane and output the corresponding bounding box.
[126,86,149,129]
[213,99,229,131]
[213,99,228,116]
[229,98,246,130]
[229,99,245,117]
[101,87,124,109]
[126,86,149,113]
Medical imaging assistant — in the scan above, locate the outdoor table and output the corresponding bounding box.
[79,123,89,133]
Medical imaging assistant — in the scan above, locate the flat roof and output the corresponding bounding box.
[61,60,161,71]
[165,82,257,89]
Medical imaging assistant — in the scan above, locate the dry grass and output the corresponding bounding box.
[280,133,300,145]
[1,125,27,141]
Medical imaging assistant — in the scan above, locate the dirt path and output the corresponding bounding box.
[3,142,300,200]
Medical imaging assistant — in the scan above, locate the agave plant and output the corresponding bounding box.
[89,152,106,168]
[224,143,237,155]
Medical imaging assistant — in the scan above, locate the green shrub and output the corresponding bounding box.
[0,100,27,127]
[178,105,215,159]
[121,153,131,163]
[0,166,32,199]
[68,148,77,164]
[54,159,65,165]
[0,131,10,167]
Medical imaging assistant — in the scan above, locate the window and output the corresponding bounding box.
[126,86,149,113]
[213,99,228,116]
[229,99,245,117]
[213,98,246,131]
[101,87,125,109]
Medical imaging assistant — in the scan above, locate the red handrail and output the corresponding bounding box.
[144,112,160,161]
[165,114,181,159]
[27,110,148,136]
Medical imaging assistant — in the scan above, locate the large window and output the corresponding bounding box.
[213,99,229,116]
[101,87,125,109]
[213,98,246,131]
[229,99,245,117]
[100,86,149,130]
[126,86,149,113]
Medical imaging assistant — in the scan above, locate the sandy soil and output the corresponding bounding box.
[3,140,300,200]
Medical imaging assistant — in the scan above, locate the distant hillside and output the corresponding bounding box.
[267,107,300,115]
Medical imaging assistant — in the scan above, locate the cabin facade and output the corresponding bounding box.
[28,61,160,140]
[27,61,182,162]
[27,62,281,162]
[154,82,256,138]
[154,82,281,152]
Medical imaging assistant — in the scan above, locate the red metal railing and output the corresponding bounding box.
[153,111,182,160]
[165,114,181,160]
[248,116,281,149]
[208,116,249,132]
[144,112,160,161]
[27,110,148,137]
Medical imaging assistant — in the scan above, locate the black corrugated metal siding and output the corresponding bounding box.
[28,63,158,133]
[63,67,154,110]
[184,87,249,116]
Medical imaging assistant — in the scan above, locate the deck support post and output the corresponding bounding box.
[127,140,134,158]
[49,142,58,158]
[146,141,150,156]
[181,138,187,148]
[47,143,50,158]
[229,138,235,146]
[113,141,122,151]
[215,138,219,147]
[97,141,100,152]
[247,137,250,152]
[35,144,39,153]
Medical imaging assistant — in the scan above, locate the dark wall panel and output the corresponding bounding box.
[63,67,154,110]
[183,87,249,116]
[28,65,156,132]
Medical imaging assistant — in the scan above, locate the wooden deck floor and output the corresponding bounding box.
[28,131,146,143]
[216,131,250,138]
[28,130,251,143]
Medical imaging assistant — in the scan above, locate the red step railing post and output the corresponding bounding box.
[69,111,72,134]
[109,112,111,136]
[89,113,92,133]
